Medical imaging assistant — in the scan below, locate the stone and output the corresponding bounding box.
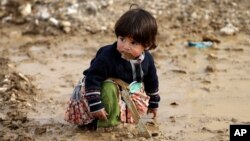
[19,3,32,17]
[220,23,239,35]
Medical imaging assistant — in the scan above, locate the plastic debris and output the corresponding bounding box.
[187,41,213,48]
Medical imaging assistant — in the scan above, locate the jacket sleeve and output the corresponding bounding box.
[84,52,110,112]
[143,54,160,109]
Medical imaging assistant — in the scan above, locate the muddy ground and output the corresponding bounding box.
[1,0,250,141]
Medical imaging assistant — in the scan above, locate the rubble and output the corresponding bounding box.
[0,0,249,36]
[0,57,38,140]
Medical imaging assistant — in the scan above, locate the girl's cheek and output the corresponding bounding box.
[117,44,123,52]
[131,50,141,57]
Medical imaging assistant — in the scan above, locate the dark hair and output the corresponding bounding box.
[115,8,158,50]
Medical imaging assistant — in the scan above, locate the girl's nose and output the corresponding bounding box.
[122,41,131,51]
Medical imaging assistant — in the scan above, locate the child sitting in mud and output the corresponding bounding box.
[65,7,160,130]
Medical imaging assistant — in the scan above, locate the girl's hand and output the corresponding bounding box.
[147,108,157,119]
[91,108,108,120]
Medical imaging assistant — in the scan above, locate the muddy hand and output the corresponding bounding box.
[91,108,108,120]
[147,108,157,119]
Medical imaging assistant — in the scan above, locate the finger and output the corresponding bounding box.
[152,112,157,119]
[103,112,108,120]
[92,111,102,118]
[103,114,108,120]
[104,110,109,116]
[98,110,107,120]
[99,114,107,120]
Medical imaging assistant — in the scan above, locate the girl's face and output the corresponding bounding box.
[117,36,144,60]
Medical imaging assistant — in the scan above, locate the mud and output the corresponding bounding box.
[1,0,250,141]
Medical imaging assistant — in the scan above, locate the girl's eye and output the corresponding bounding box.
[131,41,138,45]
[120,37,125,41]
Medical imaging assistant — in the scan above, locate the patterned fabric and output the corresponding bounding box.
[120,92,149,123]
[64,79,149,126]
[64,79,94,125]
[64,88,94,125]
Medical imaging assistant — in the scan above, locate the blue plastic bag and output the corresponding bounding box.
[188,41,213,48]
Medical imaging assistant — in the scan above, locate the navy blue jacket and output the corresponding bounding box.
[83,42,160,112]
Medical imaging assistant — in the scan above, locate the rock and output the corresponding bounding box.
[60,21,71,27]
[1,0,8,6]
[138,137,147,141]
[66,3,79,15]
[34,127,47,135]
[17,134,35,141]
[207,53,218,60]
[60,21,71,33]
[171,69,187,74]
[109,133,117,140]
[201,127,213,132]
[86,2,98,15]
[151,132,159,137]
[201,87,210,92]
[3,132,18,140]
[126,132,134,139]
[34,19,39,25]
[231,118,238,123]
[0,113,6,120]
[49,17,59,26]
[191,12,198,19]
[205,65,215,73]
[10,93,17,101]
[146,121,156,126]
[0,87,8,93]
[36,6,51,20]
[170,102,179,106]
[19,3,32,17]
[220,23,239,35]
[169,116,176,122]
[202,34,221,43]
[63,27,71,33]
[9,30,22,38]
[0,10,5,17]
[24,102,32,108]
[108,0,114,5]
[100,0,109,8]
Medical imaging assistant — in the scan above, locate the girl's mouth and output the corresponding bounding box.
[120,52,135,60]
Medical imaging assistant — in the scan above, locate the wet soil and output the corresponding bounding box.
[1,0,250,141]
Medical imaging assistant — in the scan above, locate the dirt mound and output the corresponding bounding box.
[0,57,37,141]
[0,58,67,141]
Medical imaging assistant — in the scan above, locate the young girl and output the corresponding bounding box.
[65,7,160,129]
